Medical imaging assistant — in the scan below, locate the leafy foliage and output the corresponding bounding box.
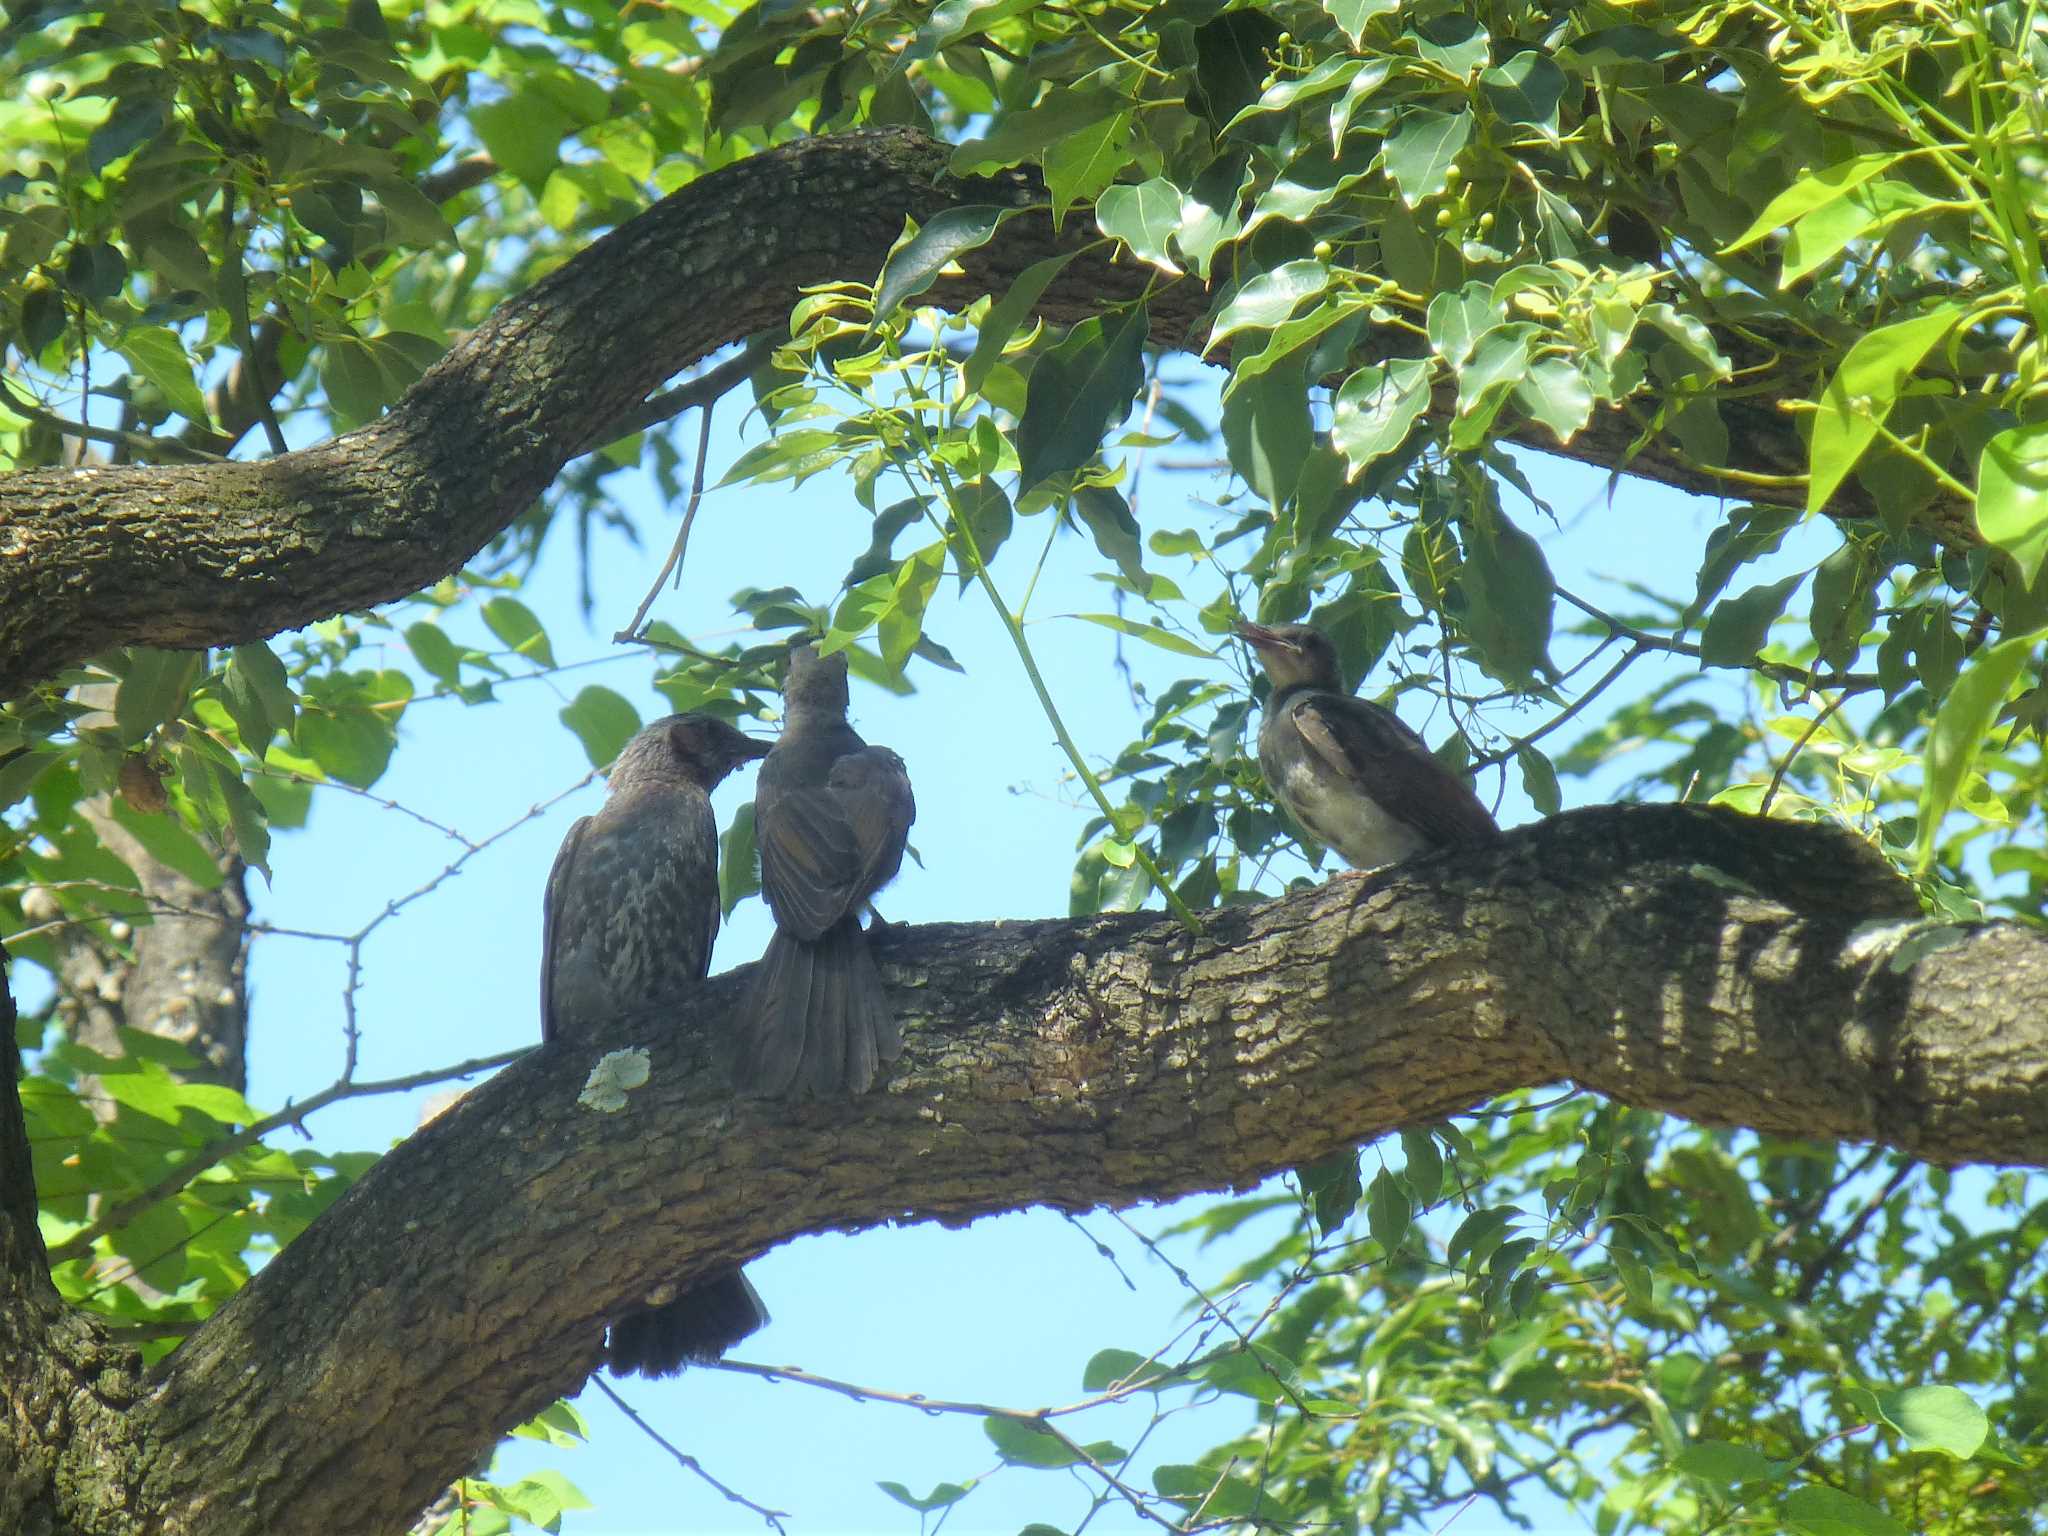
[4,0,2046,1530]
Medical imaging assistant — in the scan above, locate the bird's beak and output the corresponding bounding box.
[1234,620,1294,653]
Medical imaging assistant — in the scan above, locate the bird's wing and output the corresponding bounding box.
[756,785,868,940]
[830,746,915,898]
[1287,694,1499,847]
[539,814,593,1044]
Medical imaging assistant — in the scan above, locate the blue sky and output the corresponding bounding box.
[170,362,1830,1532]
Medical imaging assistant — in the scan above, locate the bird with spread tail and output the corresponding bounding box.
[541,711,771,1377]
[1236,621,1498,869]
[741,640,915,1098]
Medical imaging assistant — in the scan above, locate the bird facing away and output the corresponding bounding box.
[541,711,771,1377]
[1236,621,1498,870]
[740,641,915,1098]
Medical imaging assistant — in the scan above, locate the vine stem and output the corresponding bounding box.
[933,464,1202,933]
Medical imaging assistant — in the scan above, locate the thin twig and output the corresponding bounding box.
[0,375,223,464]
[1473,643,1646,771]
[1759,689,1851,816]
[616,380,720,643]
[590,1377,790,1532]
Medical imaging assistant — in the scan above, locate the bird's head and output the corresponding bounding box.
[609,713,769,794]
[782,637,851,718]
[1235,621,1346,694]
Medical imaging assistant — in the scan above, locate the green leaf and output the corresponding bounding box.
[212,760,271,878]
[1723,151,1908,251]
[115,649,203,744]
[719,800,761,918]
[1673,1440,1788,1489]
[1460,513,1556,685]
[963,248,1084,395]
[1976,423,2048,588]
[1514,357,1594,444]
[1478,52,1566,131]
[1096,178,1183,274]
[1780,180,1937,286]
[1332,358,1432,475]
[1069,613,1214,658]
[1043,112,1132,226]
[470,93,573,188]
[231,642,295,744]
[1222,355,1312,509]
[481,596,556,667]
[950,87,1126,173]
[873,205,1014,323]
[1297,1148,1361,1235]
[1686,506,1802,626]
[1807,305,1963,514]
[1073,486,1147,590]
[1399,1126,1443,1202]
[1383,108,1472,207]
[106,798,225,890]
[1516,742,1561,815]
[1366,1166,1411,1252]
[1699,573,1807,667]
[947,477,1013,587]
[218,656,274,753]
[1,745,62,813]
[1325,0,1399,49]
[1426,281,1496,367]
[1016,304,1149,493]
[1914,630,2043,872]
[1877,1385,1988,1460]
[558,686,642,768]
[1191,9,1282,130]
[1208,260,1329,351]
[983,1415,1085,1468]
[1782,1483,1910,1536]
[405,622,464,688]
[877,1480,974,1513]
[89,94,170,172]
[117,327,210,425]
[1081,1347,1154,1392]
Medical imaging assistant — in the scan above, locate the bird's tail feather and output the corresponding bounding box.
[741,920,898,1097]
[607,1266,768,1378]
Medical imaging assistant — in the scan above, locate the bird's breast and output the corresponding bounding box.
[1266,744,1431,871]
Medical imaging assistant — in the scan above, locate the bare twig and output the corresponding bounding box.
[615,376,720,643]
[590,1377,789,1533]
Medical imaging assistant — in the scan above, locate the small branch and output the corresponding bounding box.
[590,1376,789,1532]
[591,336,773,456]
[614,377,720,643]
[0,376,223,464]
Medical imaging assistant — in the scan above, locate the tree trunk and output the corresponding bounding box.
[3,805,2043,1535]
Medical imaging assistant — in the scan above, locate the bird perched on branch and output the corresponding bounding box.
[1236,621,1498,870]
[741,640,915,1098]
[542,711,771,1377]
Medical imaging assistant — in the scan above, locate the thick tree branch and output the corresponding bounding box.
[0,130,1961,701]
[7,805,2045,1535]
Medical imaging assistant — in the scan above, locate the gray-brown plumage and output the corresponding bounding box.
[542,712,771,1377]
[1237,621,1498,869]
[740,642,915,1098]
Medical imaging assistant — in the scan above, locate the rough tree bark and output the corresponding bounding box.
[0,130,1967,701]
[4,805,2046,1536]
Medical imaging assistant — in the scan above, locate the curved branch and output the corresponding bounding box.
[13,805,2045,1534]
[0,130,1960,700]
